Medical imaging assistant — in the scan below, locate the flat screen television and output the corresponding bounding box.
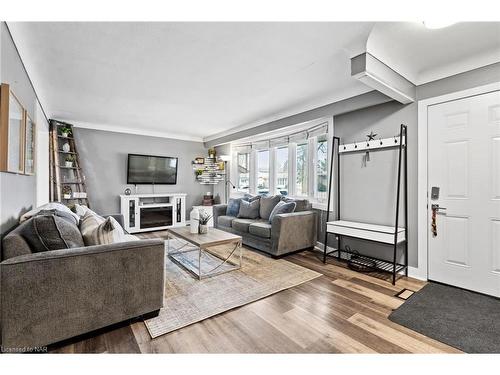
[127,154,178,185]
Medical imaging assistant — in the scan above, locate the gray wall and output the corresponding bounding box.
[317,62,500,268]
[74,127,210,216]
[319,101,416,265]
[0,22,44,249]
[205,90,393,147]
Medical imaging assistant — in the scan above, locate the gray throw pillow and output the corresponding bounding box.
[237,199,260,219]
[243,193,261,202]
[281,197,311,212]
[19,214,85,253]
[268,201,296,223]
[35,209,80,226]
[259,195,281,220]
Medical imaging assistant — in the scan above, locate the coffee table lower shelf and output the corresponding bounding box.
[166,228,242,280]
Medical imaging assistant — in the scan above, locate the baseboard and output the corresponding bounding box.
[407,266,427,281]
[315,242,428,281]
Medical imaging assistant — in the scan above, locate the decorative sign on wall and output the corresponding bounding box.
[0,83,36,175]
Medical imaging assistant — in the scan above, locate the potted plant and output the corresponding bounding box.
[60,125,72,138]
[198,209,212,234]
[62,185,72,200]
[195,168,203,177]
[65,155,75,167]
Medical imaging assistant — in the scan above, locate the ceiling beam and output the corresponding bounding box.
[351,52,416,104]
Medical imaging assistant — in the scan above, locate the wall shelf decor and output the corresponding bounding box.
[323,124,408,285]
[0,83,36,175]
[49,120,90,207]
[192,156,225,185]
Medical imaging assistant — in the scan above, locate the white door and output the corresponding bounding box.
[428,90,500,297]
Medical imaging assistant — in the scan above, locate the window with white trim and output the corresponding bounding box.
[295,142,308,196]
[231,118,332,206]
[237,152,250,192]
[257,149,270,194]
[315,134,328,202]
[275,146,288,195]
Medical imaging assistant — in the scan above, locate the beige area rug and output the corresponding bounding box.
[144,239,322,338]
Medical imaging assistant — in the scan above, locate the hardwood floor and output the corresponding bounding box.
[49,239,461,353]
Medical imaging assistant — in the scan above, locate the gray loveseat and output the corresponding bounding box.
[213,197,317,257]
[0,213,165,351]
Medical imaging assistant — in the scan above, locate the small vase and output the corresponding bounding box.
[198,224,208,234]
[61,132,69,138]
[65,161,73,167]
[62,143,71,152]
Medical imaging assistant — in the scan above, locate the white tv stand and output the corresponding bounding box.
[120,193,187,233]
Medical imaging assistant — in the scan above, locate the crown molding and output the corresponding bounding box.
[68,120,204,142]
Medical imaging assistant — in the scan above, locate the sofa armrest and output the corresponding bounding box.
[0,239,165,349]
[212,204,228,228]
[271,210,318,256]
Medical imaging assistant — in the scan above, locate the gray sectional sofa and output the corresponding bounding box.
[213,196,318,257]
[0,213,165,351]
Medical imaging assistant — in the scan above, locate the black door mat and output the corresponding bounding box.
[389,282,500,353]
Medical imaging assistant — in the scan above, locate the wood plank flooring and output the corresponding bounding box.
[49,236,461,353]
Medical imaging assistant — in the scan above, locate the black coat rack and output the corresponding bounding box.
[323,124,408,285]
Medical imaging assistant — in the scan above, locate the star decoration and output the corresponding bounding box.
[366,131,377,141]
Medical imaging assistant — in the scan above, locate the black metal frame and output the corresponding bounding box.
[323,124,408,285]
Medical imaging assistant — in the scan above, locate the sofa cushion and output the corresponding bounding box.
[249,222,272,238]
[218,215,236,227]
[226,198,242,217]
[237,199,260,219]
[232,218,258,233]
[259,195,281,220]
[19,213,84,253]
[269,201,297,223]
[20,202,80,225]
[281,197,311,212]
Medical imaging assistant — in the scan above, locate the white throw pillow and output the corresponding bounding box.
[74,203,90,218]
[20,202,80,224]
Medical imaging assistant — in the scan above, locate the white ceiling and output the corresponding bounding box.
[367,22,500,85]
[8,22,500,142]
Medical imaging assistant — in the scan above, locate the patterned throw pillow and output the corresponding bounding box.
[268,201,296,223]
[85,216,128,246]
[226,198,242,217]
[237,199,260,219]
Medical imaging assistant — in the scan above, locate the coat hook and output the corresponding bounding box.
[354,142,357,149]
[379,137,383,145]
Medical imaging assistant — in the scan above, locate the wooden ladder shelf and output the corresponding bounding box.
[49,120,90,208]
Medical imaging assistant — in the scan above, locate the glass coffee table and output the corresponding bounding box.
[166,226,243,280]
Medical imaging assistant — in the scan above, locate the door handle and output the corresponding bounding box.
[431,204,447,211]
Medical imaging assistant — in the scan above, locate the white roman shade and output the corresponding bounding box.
[269,136,289,148]
[233,144,252,153]
[289,131,308,144]
[252,140,270,150]
[307,122,328,138]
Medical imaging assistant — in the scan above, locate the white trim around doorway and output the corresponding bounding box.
[415,82,500,281]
